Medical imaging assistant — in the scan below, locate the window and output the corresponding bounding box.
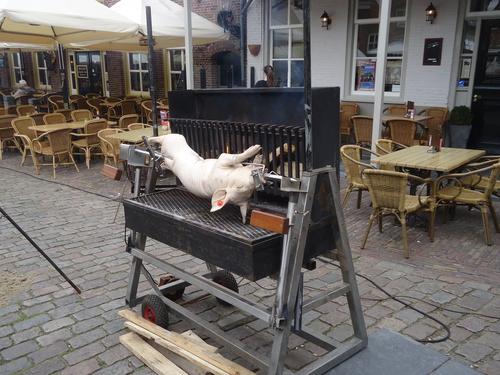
[10,52,22,84]
[168,49,185,91]
[352,0,407,95]
[269,0,304,87]
[128,53,149,96]
[35,52,50,88]
[470,0,500,12]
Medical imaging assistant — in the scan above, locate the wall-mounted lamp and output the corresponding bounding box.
[321,11,331,30]
[425,2,437,24]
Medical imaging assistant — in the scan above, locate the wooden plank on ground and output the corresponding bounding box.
[181,330,219,353]
[119,310,255,375]
[120,332,187,375]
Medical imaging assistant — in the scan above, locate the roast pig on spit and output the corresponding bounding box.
[148,134,264,223]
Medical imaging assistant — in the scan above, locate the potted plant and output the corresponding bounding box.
[447,105,473,148]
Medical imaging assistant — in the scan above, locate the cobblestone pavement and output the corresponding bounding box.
[0,149,499,375]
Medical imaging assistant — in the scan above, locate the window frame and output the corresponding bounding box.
[268,0,304,87]
[348,0,408,99]
[127,52,150,97]
[34,52,51,90]
[167,48,186,91]
[9,52,23,85]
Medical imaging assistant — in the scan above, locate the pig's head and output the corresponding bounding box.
[210,165,258,224]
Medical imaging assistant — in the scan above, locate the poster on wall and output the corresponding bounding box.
[357,62,376,91]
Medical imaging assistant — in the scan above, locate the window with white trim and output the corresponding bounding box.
[128,53,149,96]
[269,0,304,87]
[168,49,186,91]
[10,52,22,84]
[35,52,50,89]
[352,0,407,96]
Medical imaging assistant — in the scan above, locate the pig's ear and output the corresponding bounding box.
[211,188,230,212]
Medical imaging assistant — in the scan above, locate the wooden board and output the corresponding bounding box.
[102,164,122,180]
[120,332,187,375]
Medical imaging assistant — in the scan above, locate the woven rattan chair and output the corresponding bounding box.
[85,93,101,99]
[383,105,408,116]
[141,100,154,124]
[32,128,80,178]
[361,169,434,258]
[98,128,125,167]
[127,123,151,131]
[43,113,67,125]
[0,115,19,159]
[433,162,500,245]
[340,144,379,208]
[71,109,93,122]
[118,114,140,129]
[47,95,64,112]
[53,109,72,122]
[7,105,19,115]
[70,97,91,111]
[351,115,373,148]
[16,105,37,116]
[417,107,450,145]
[71,119,108,169]
[386,118,424,147]
[12,117,48,166]
[109,100,137,121]
[375,139,408,155]
[459,157,500,198]
[87,98,104,118]
[340,102,360,144]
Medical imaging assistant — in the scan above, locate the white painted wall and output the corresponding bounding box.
[245,0,463,110]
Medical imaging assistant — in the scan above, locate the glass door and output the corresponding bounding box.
[75,51,103,96]
[469,19,500,153]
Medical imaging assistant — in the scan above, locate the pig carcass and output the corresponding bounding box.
[148,134,263,223]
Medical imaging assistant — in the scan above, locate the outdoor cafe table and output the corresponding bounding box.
[382,114,433,123]
[29,120,118,133]
[105,126,170,144]
[371,145,486,173]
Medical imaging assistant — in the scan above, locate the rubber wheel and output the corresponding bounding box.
[212,270,239,306]
[141,294,169,329]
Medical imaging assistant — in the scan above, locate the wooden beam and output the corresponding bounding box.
[120,332,188,375]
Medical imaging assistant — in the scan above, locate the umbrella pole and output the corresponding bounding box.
[57,43,70,108]
[146,6,158,137]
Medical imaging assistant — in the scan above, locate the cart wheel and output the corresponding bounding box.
[212,270,239,306]
[141,294,169,328]
[160,276,185,301]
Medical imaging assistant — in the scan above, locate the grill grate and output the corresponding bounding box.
[130,189,277,242]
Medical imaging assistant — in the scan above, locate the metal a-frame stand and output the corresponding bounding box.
[122,145,367,374]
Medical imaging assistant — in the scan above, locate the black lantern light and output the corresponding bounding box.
[321,11,331,30]
[425,2,437,24]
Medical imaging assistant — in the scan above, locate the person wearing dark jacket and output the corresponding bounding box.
[254,65,277,87]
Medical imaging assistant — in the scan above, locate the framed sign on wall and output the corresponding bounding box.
[423,38,443,66]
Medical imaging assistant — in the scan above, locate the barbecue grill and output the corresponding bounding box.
[122,87,367,374]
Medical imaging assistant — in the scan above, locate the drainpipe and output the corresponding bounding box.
[240,0,254,87]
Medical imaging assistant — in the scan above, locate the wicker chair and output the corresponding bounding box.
[43,113,67,125]
[71,109,93,122]
[98,128,125,167]
[459,157,500,198]
[340,144,379,208]
[7,105,19,115]
[386,118,424,147]
[47,95,64,112]
[16,105,37,116]
[86,93,101,98]
[118,114,140,129]
[0,115,19,159]
[417,107,450,145]
[383,105,408,116]
[108,100,137,121]
[71,119,108,169]
[375,139,408,155]
[32,128,80,178]
[11,117,49,166]
[141,100,154,124]
[351,115,373,148]
[87,98,104,117]
[54,109,72,122]
[127,123,151,131]
[433,162,500,245]
[339,102,360,144]
[361,169,434,258]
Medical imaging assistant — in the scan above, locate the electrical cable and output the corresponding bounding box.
[317,257,451,343]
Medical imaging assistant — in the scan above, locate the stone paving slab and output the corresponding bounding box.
[0,150,499,374]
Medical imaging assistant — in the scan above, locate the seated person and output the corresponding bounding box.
[254,65,278,87]
[12,80,35,104]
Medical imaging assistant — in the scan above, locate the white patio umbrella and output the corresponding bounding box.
[0,0,139,50]
[73,0,228,52]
